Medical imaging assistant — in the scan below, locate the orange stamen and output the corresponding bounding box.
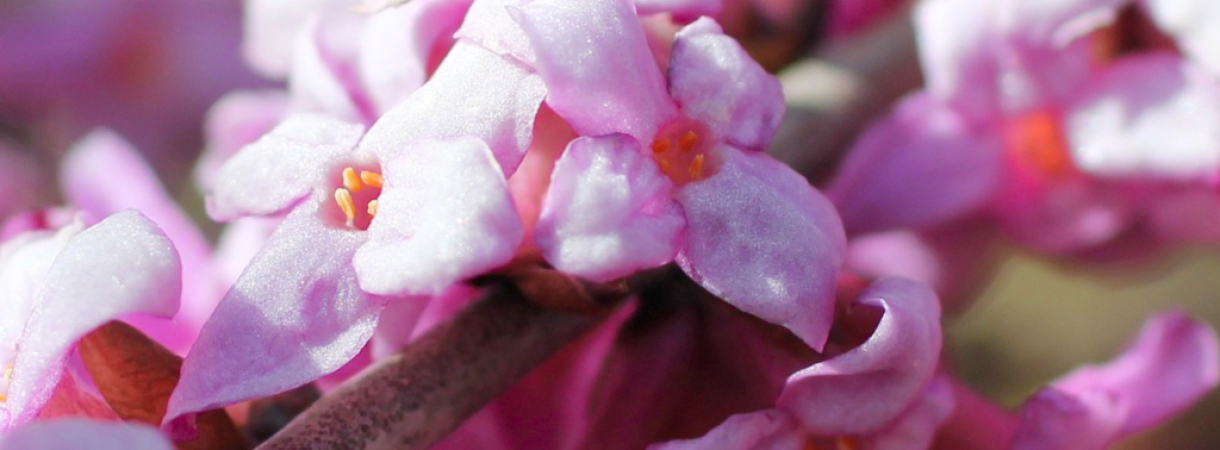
[651,138,671,154]
[678,131,698,152]
[335,188,356,226]
[342,167,363,193]
[360,170,383,188]
[689,154,705,180]
[658,159,671,175]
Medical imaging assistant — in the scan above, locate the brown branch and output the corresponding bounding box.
[78,321,249,450]
[254,270,628,450]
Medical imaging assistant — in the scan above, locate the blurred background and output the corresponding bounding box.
[2,0,1218,448]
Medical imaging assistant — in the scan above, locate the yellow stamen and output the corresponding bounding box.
[1,364,12,403]
[367,199,379,217]
[335,188,356,226]
[678,131,698,152]
[342,167,363,193]
[689,154,705,180]
[360,170,383,188]
[651,138,671,154]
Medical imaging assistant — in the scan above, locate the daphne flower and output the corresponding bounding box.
[828,0,1220,258]
[518,0,844,349]
[164,109,525,432]
[0,211,181,430]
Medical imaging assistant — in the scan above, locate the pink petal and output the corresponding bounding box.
[535,135,684,282]
[777,278,942,435]
[1145,0,1220,76]
[196,90,290,193]
[206,113,365,221]
[454,0,536,66]
[647,409,806,450]
[914,0,1004,122]
[667,18,783,152]
[827,93,1003,235]
[243,0,336,78]
[288,12,373,124]
[1011,311,1220,449]
[8,210,181,427]
[358,42,546,176]
[0,419,174,450]
[676,148,845,350]
[857,376,955,450]
[353,137,523,296]
[0,222,80,363]
[513,0,679,143]
[165,202,385,435]
[357,0,473,115]
[60,130,221,354]
[1066,53,1220,180]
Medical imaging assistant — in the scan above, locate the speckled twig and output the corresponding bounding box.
[255,272,626,450]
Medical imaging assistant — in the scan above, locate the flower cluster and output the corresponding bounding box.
[0,0,1217,449]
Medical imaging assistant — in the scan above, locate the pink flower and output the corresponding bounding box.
[827,0,1220,257]
[0,211,181,430]
[938,311,1219,450]
[164,111,525,433]
[518,0,845,350]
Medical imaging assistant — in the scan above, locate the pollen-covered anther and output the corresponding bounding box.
[0,364,12,402]
[335,188,357,227]
[689,154,705,179]
[360,170,383,188]
[678,131,698,152]
[342,167,363,193]
[649,119,717,186]
[367,199,379,217]
[804,436,859,450]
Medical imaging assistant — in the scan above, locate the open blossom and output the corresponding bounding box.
[167,0,559,427]
[520,0,844,350]
[827,0,1220,258]
[939,311,1219,450]
[0,211,181,430]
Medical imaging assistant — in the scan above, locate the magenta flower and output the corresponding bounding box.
[0,211,181,430]
[939,311,1219,450]
[828,0,1220,257]
[164,111,525,432]
[0,419,174,450]
[649,277,946,450]
[517,0,845,350]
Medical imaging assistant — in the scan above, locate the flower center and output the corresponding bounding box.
[1004,109,1075,180]
[329,165,383,231]
[649,118,718,186]
[805,436,859,450]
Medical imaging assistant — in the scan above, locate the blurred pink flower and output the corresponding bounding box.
[828,0,1220,259]
[937,311,1219,450]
